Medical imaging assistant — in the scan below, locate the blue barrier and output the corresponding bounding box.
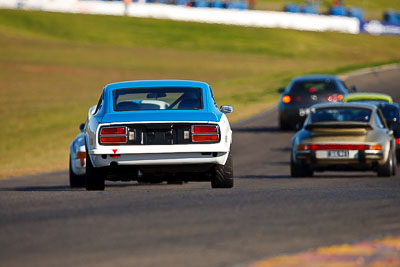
[211,0,224,8]
[236,0,247,10]
[384,10,400,25]
[194,0,208,7]
[302,5,317,14]
[348,7,363,21]
[284,4,301,13]
[330,5,347,16]
[227,1,247,10]
[177,0,187,5]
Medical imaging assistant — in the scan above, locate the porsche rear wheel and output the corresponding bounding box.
[392,149,397,176]
[211,153,233,188]
[69,155,85,188]
[377,148,394,177]
[85,151,106,191]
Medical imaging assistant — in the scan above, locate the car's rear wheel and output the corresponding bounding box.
[69,155,85,188]
[211,153,233,188]
[85,151,106,191]
[392,149,397,176]
[290,153,313,177]
[377,148,394,177]
[279,117,291,131]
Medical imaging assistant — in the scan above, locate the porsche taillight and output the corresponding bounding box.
[297,144,381,150]
[100,126,127,144]
[192,125,219,142]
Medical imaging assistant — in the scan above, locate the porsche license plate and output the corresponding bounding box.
[327,150,349,158]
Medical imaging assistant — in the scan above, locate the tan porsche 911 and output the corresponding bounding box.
[291,103,396,177]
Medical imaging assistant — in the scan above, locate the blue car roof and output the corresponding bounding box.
[98,80,223,123]
[104,80,210,92]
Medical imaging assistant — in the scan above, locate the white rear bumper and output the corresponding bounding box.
[90,151,229,167]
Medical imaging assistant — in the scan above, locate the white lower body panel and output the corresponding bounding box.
[90,152,229,168]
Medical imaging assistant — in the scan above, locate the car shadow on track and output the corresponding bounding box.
[238,175,291,179]
[269,147,292,152]
[0,182,173,191]
[266,161,290,166]
[238,173,384,179]
[0,185,71,191]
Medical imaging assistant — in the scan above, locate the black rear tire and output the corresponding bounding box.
[69,155,85,188]
[377,149,393,177]
[85,151,106,191]
[279,118,291,131]
[392,149,397,176]
[211,153,233,188]
[290,153,313,177]
[396,149,400,164]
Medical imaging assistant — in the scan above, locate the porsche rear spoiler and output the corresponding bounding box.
[306,122,372,132]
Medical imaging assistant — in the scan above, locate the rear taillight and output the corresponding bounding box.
[192,125,219,143]
[297,144,380,150]
[100,126,127,144]
[326,94,344,102]
[192,126,218,133]
[101,127,126,135]
[282,95,291,104]
[396,138,400,145]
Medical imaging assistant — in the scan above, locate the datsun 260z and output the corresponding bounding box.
[84,80,234,190]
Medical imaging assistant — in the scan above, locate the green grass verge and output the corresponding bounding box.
[0,9,399,178]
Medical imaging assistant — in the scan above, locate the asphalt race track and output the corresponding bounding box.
[0,67,399,267]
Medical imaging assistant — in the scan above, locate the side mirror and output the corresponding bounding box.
[351,85,358,92]
[220,105,233,114]
[278,88,285,94]
[79,123,85,133]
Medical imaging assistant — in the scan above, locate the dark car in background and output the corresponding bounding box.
[378,103,400,160]
[343,94,400,161]
[278,75,354,130]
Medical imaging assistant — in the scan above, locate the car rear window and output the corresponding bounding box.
[379,105,400,122]
[114,87,203,111]
[311,108,372,123]
[290,80,338,95]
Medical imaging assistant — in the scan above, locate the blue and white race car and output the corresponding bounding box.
[84,80,234,190]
